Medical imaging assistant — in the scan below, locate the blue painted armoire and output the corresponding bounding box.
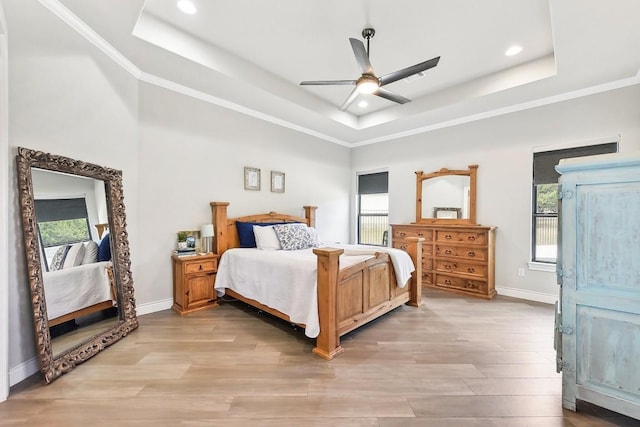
[556,152,640,419]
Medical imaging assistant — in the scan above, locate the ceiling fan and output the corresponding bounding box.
[300,28,440,111]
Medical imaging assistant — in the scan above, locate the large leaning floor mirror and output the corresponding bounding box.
[16,147,138,383]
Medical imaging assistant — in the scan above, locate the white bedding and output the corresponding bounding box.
[214,244,415,338]
[43,261,114,321]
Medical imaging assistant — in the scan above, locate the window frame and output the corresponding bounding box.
[531,140,618,265]
[357,171,389,246]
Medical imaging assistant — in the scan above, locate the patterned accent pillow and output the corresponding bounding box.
[273,223,315,251]
[49,245,70,271]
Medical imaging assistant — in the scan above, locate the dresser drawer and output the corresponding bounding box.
[435,230,487,245]
[394,241,433,255]
[434,274,487,294]
[184,259,217,274]
[435,245,487,261]
[392,227,433,242]
[422,270,433,285]
[434,260,486,278]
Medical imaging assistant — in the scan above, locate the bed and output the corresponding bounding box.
[43,261,116,327]
[210,202,424,360]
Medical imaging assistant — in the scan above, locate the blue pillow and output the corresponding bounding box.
[97,233,111,261]
[236,221,292,248]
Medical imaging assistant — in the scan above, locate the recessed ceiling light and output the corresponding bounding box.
[358,100,368,108]
[505,45,523,57]
[177,0,197,15]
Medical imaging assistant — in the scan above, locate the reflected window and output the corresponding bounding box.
[34,197,91,270]
[532,142,617,263]
[357,172,388,246]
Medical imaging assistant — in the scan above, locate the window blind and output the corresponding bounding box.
[358,172,388,194]
[34,198,89,222]
[533,143,618,185]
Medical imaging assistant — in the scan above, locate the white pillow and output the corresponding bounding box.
[253,225,281,250]
[307,227,321,246]
[63,242,86,269]
[82,240,99,264]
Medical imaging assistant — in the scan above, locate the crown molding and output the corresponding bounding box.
[38,0,640,148]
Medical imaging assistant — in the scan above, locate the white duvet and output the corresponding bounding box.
[43,261,114,321]
[214,244,415,338]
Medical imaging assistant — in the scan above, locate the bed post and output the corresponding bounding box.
[210,202,229,255]
[312,247,344,360]
[405,237,424,307]
[303,205,317,227]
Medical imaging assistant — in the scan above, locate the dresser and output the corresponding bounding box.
[391,223,496,299]
[172,253,218,315]
[556,153,640,418]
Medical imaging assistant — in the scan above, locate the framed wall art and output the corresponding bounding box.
[244,166,261,191]
[271,170,285,193]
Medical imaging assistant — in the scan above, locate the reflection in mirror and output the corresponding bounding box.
[421,175,470,220]
[17,148,138,383]
[32,169,118,358]
[416,165,478,225]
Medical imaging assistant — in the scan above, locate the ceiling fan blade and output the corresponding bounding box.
[339,87,360,111]
[349,38,374,75]
[374,87,411,104]
[300,80,356,86]
[379,56,440,86]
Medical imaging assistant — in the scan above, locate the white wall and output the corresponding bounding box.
[136,82,351,308]
[5,1,139,385]
[3,1,351,388]
[352,84,640,302]
[0,0,9,403]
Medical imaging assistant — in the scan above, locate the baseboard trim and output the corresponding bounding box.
[9,356,39,387]
[495,286,557,305]
[9,299,173,387]
[136,298,173,316]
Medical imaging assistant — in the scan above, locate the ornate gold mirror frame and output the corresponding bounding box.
[16,147,138,383]
[415,164,478,225]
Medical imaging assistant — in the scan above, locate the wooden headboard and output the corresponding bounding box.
[210,202,317,254]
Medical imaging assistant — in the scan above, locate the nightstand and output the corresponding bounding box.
[171,253,218,315]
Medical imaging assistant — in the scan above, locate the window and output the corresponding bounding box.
[532,142,617,263]
[34,197,91,269]
[357,172,388,246]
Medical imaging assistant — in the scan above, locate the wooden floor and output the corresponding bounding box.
[2,289,639,426]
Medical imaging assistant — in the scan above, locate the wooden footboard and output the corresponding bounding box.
[313,237,423,360]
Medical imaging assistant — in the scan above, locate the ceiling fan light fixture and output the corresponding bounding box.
[356,75,379,94]
[505,45,523,57]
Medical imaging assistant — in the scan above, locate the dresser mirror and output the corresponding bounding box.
[16,147,138,383]
[416,165,478,225]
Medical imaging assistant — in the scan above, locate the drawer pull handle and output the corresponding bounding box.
[467,235,477,241]
[444,279,452,285]
[445,234,452,240]
[417,232,424,237]
[465,282,477,289]
[401,244,407,250]
[467,251,476,257]
[400,232,406,237]
[444,263,458,270]
[444,249,452,255]
[199,265,203,270]
[467,267,475,273]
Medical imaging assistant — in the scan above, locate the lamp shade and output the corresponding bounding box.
[200,224,214,237]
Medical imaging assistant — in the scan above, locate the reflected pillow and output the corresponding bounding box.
[253,225,281,250]
[49,245,70,271]
[273,223,315,251]
[98,233,111,262]
[63,242,86,269]
[82,240,99,264]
